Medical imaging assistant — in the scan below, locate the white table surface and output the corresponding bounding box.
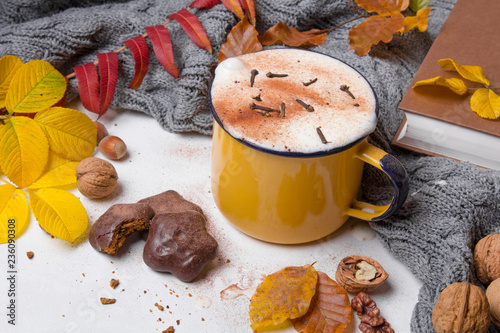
[1,100,422,333]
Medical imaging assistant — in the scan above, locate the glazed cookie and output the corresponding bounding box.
[89,203,155,254]
[143,211,218,282]
[138,190,203,215]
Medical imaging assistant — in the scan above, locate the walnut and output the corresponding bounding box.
[335,255,388,293]
[76,157,118,199]
[359,315,394,333]
[432,282,491,333]
[486,278,500,328]
[474,233,500,285]
[351,292,394,333]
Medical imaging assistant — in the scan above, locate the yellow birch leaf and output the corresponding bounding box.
[28,160,78,189]
[29,188,88,242]
[34,107,97,161]
[438,58,490,86]
[470,88,500,120]
[0,55,24,109]
[403,7,431,32]
[249,264,318,331]
[5,59,67,114]
[0,117,49,188]
[0,184,30,243]
[413,76,469,95]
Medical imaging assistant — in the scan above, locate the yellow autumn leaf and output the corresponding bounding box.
[470,88,500,120]
[28,157,78,189]
[29,188,88,242]
[413,76,469,95]
[0,184,30,243]
[0,55,24,109]
[438,58,490,86]
[249,265,318,331]
[0,117,49,188]
[34,107,97,161]
[5,59,67,114]
[403,7,431,32]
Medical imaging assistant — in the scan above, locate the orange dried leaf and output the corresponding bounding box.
[239,0,256,26]
[438,58,490,86]
[168,8,213,54]
[413,76,468,95]
[259,23,328,47]
[221,0,245,20]
[470,88,500,120]
[249,265,318,331]
[291,271,352,333]
[403,7,431,32]
[218,16,262,63]
[355,0,409,16]
[348,14,404,56]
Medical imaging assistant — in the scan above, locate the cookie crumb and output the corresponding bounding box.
[155,303,164,311]
[100,298,116,305]
[176,319,180,326]
[26,251,34,259]
[162,327,174,333]
[109,279,119,289]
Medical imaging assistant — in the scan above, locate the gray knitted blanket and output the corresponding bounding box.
[1,0,499,332]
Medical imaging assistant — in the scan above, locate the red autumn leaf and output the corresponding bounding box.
[239,0,256,26]
[97,52,119,118]
[221,0,245,20]
[259,22,328,47]
[355,0,409,16]
[168,8,213,54]
[189,0,221,8]
[291,271,352,333]
[348,13,404,56]
[123,36,150,89]
[218,15,262,63]
[144,25,179,78]
[73,62,100,114]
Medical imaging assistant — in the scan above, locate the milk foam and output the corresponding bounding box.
[211,49,377,154]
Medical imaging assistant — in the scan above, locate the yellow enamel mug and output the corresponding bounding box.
[209,49,408,244]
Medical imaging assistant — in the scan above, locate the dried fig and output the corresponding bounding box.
[335,255,388,293]
[474,233,500,285]
[432,281,490,333]
[486,278,500,328]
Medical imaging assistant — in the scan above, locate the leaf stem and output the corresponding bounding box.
[468,86,500,91]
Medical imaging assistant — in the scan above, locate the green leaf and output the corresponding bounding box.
[410,0,430,12]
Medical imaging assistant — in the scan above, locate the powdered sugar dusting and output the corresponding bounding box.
[211,49,377,153]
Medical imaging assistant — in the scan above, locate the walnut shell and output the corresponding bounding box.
[335,255,388,293]
[486,278,500,328]
[76,157,118,199]
[432,282,491,333]
[474,233,500,285]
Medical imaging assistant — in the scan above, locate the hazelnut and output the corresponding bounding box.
[335,255,388,293]
[486,278,500,328]
[94,121,109,144]
[432,281,490,333]
[99,135,127,160]
[75,157,118,199]
[474,233,500,285]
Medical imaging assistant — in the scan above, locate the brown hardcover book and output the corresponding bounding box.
[392,0,500,170]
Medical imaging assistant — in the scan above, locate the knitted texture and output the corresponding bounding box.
[1,1,499,332]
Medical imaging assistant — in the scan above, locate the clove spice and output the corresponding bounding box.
[250,102,279,117]
[279,102,286,118]
[295,99,315,112]
[250,69,259,87]
[316,127,330,144]
[252,93,262,101]
[302,78,318,86]
[340,85,356,99]
[266,72,288,78]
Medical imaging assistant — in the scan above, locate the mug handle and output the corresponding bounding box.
[346,140,409,221]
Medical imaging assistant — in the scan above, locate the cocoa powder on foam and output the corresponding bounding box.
[211,49,377,154]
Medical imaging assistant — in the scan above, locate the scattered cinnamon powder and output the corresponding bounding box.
[100,298,116,305]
